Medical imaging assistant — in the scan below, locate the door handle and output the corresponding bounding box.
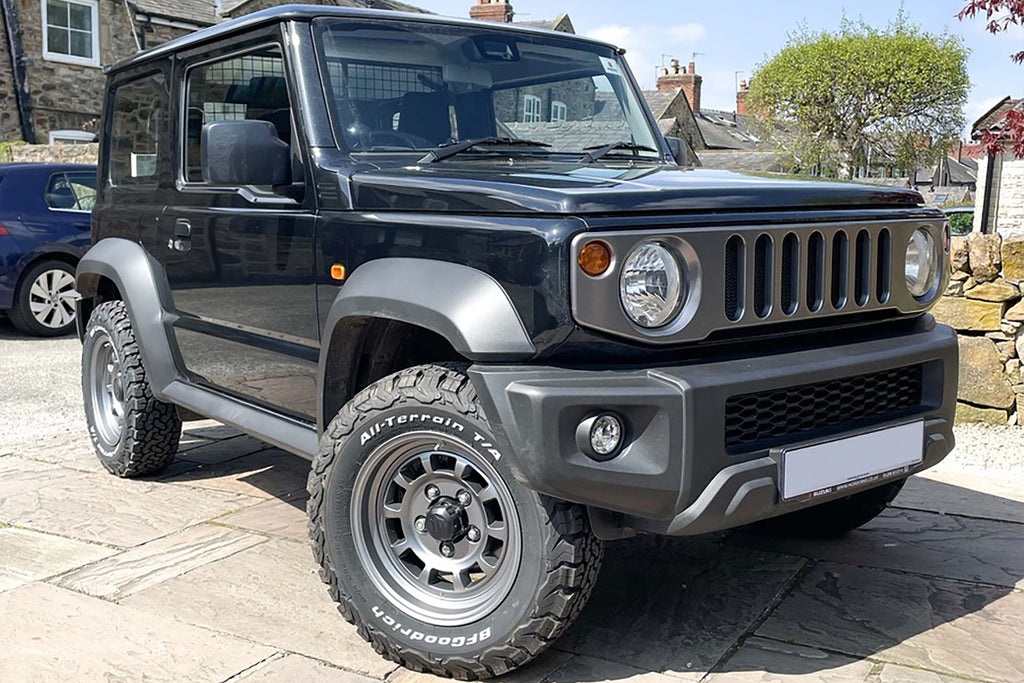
[168,218,192,253]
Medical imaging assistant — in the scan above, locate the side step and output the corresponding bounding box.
[162,380,318,460]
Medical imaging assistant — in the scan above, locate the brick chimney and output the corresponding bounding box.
[656,59,702,114]
[470,0,513,23]
[736,79,749,116]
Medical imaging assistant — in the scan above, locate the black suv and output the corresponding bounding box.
[77,6,957,679]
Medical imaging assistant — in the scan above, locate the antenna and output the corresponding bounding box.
[692,51,705,62]
[734,70,745,94]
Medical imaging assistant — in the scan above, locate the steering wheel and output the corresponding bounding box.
[366,130,433,150]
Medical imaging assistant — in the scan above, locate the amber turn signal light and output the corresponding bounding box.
[330,264,347,281]
[578,241,612,277]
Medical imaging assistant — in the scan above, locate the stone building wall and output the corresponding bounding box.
[974,153,1024,234]
[0,13,22,142]
[7,142,98,163]
[933,231,1024,424]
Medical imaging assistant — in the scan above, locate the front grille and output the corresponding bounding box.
[725,226,893,323]
[724,365,923,451]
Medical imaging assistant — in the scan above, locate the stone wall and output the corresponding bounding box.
[975,154,1024,234]
[6,143,99,164]
[933,231,1024,424]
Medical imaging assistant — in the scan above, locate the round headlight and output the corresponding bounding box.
[620,242,684,328]
[905,228,938,298]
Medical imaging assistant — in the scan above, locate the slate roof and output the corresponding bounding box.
[221,0,430,19]
[514,13,573,33]
[697,150,786,173]
[695,109,763,150]
[133,0,220,25]
[971,97,1023,136]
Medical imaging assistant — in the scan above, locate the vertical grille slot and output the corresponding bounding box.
[831,230,849,309]
[725,235,744,321]
[780,233,799,315]
[753,234,773,318]
[854,229,871,306]
[876,228,892,303]
[806,231,825,312]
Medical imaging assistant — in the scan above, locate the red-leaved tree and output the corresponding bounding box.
[959,0,1024,156]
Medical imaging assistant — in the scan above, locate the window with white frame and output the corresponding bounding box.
[49,129,96,144]
[523,95,541,123]
[42,0,99,67]
[550,100,568,123]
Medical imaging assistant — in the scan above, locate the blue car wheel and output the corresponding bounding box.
[9,259,78,336]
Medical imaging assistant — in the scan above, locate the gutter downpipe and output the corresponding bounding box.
[1,0,36,142]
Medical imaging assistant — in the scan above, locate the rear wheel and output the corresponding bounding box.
[82,300,180,477]
[754,479,906,538]
[9,260,78,336]
[308,364,603,679]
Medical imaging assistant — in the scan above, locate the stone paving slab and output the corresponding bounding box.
[706,637,874,681]
[0,582,275,682]
[387,650,575,683]
[0,461,261,547]
[56,523,266,599]
[236,654,379,682]
[161,447,310,499]
[555,536,806,679]
[120,537,397,679]
[730,507,1024,588]
[219,493,309,541]
[0,527,117,593]
[894,471,1024,523]
[756,562,1024,682]
[541,655,684,682]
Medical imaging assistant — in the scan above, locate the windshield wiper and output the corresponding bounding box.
[581,141,659,163]
[419,137,551,164]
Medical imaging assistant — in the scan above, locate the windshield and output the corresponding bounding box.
[313,18,661,160]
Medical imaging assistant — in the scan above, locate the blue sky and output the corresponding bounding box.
[416,0,1024,134]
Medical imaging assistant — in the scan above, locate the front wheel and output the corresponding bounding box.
[307,364,603,679]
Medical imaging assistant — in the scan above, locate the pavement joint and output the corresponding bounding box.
[218,651,288,682]
[890,502,1024,527]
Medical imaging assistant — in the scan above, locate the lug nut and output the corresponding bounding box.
[456,489,472,506]
[466,526,481,542]
[439,542,455,558]
[425,485,440,500]
[414,516,426,533]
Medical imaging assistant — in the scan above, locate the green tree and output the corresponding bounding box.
[747,15,970,178]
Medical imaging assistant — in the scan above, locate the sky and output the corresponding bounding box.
[414,0,1024,135]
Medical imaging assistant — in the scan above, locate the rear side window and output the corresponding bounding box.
[45,171,97,211]
[184,46,289,183]
[109,72,166,185]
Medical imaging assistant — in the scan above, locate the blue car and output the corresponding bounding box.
[0,163,96,336]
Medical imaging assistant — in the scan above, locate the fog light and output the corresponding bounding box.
[576,413,624,460]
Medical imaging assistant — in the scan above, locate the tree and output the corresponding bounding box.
[959,0,1024,157]
[747,15,970,178]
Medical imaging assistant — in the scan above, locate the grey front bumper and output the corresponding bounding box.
[469,318,957,536]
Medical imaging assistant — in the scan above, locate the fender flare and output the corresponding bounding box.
[75,237,184,397]
[317,257,535,428]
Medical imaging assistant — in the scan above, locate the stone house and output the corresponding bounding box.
[972,97,1024,234]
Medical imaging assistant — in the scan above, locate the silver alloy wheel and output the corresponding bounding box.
[351,431,522,626]
[87,332,126,450]
[28,268,77,329]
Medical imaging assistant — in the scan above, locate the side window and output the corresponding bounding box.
[45,171,97,212]
[523,95,542,123]
[109,73,166,185]
[551,100,568,123]
[184,46,289,183]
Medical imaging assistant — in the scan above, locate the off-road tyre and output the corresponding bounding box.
[754,479,906,539]
[9,259,78,336]
[82,300,180,477]
[308,364,603,679]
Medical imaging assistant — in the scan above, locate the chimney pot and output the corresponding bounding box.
[470,0,514,23]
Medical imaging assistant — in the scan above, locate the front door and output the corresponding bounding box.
[161,40,319,421]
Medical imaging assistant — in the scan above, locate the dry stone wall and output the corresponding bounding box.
[934,231,1024,425]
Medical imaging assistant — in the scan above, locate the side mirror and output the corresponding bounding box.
[664,136,690,166]
[201,120,291,186]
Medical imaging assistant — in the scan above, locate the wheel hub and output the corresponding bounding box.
[424,496,468,542]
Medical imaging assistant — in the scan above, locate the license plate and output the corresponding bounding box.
[780,421,924,501]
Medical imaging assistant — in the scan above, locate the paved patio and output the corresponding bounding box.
[1,320,1023,682]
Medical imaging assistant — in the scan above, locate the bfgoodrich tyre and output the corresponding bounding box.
[307,364,603,679]
[82,300,181,477]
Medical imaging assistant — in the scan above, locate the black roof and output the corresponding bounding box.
[0,163,95,172]
[110,4,619,72]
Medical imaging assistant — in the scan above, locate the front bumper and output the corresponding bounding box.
[469,317,957,536]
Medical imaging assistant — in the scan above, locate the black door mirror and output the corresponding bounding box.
[664,136,690,166]
[201,120,291,186]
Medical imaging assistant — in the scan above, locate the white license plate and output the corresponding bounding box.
[780,421,924,501]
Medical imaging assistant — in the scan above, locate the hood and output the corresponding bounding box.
[347,162,924,215]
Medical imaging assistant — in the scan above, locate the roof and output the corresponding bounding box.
[697,150,786,173]
[642,90,678,121]
[514,13,573,33]
[132,0,219,25]
[221,0,429,19]
[971,97,1023,137]
[115,4,620,70]
[943,156,978,185]
[695,109,764,150]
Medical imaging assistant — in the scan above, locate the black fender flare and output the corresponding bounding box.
[75,237,184,397]
[317,257,535,428]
